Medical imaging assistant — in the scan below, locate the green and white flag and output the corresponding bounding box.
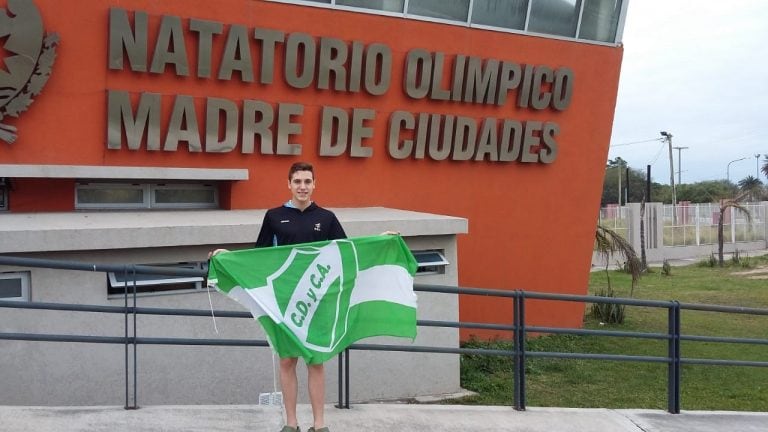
[208,235,418,364]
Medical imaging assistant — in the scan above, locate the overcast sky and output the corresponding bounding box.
[608,0,768,185]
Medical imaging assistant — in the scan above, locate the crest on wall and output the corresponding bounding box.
[0,0,58,144]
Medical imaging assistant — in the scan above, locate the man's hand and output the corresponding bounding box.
[207,248,229,259]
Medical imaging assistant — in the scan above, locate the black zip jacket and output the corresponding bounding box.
[255,202,346,247]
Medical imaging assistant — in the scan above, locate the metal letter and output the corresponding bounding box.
[218,25,254,82]
[285,33,316,89]
[499,119,523,162]
[496,61,521,106]
[107,90,160,150]
[350,108,375,158]
[429,114,452,161]
[451,55,466,102]
[205,97,238,153]
[465,57,498,104]
[531,66,554,110]
[404,49,431,99]
[242,100,274,154]
[451,116,476,161]
[276,103,303,155]
[517,64,534,108]
[387,111,414,159]
[318,37,348,91]
[164,95,202,152]
[552,67,574,111]
[348,41,364,92]
[475,118,499,161]
[149,15,189,76]
[519,121,541,163]
[539,122,559,163]
[319,106,348,157]
[364,43,391,96]
[429,52,450,101]
[189,19,223,79]
[108,8,147,71]
[413,113,429,159]
[253,28,285,85]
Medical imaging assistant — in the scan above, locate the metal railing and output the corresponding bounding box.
[2,255,768,414]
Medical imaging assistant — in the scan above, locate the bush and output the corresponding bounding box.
[589,287,625,324]
[661,259,672,276]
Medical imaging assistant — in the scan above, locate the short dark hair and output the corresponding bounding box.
[288,162,314,180]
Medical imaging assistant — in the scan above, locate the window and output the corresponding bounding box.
[528,0,582,38]
[471,0,529,31]
[337,0,404,13]
[407,0,469,22]
[269,0,625,45]
[578,0,622,43]
[76,182,218,210]
[107,262,207,297]
[0,178,8,211]
[412,250,449,275]
[0,272,31,301]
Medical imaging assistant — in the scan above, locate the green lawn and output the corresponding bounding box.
[456,256,768,411]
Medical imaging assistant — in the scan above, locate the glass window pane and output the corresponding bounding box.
[76,187,144,204]
[407,0,469,22]
[0,184,6,210]
[337,0,404,13]
[0,278,22,298]
[154,187,216,205]
[528,0,581,38]
[302,0,332,3]
[578,0,621,42]
[471,0,528,30]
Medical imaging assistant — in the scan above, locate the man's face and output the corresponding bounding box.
[288,170,315,205]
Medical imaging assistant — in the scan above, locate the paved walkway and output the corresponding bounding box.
[3,404,768,432]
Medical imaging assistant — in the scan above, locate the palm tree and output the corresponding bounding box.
[737,175,763,202]
[717,194,752,267]
[762,154,768,181]
[595,225,641,297]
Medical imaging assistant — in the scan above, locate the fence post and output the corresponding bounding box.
[513,291,526,411]
[667,301,681,414]
[335,349,350,409]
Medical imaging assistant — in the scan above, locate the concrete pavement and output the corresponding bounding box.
[2,404,767,432]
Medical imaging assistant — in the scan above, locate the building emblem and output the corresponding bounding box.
[0,0,58,144]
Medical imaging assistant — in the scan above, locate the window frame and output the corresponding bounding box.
[75,181,219,210]
[0,271,31,301]
[412,250,450,275]
[107,262,208,298]
[0,178,8,211]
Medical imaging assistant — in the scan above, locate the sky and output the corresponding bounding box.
[608,0,768,185]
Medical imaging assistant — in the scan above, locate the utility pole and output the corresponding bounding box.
[661,131,676,223]
[756,154,761,178]
[673,146,689,185]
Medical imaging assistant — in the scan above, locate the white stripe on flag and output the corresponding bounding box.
[349,265,417,308]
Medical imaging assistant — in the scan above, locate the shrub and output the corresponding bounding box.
[661,259,672,276]
[590,287,625,324]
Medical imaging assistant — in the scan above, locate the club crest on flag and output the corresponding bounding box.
[267,240,358,352]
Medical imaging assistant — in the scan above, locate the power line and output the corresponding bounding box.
[610,138,663,147]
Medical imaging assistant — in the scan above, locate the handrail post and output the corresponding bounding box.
[344,348,350,409]
[336,350,343,408]
[667,301,681,414]
[513,290,527,411]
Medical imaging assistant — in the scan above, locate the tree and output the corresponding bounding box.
[595,225,641,297]
[762,154,768,181]
[717,194,751,267]
[601,158,654,205]
[737,175,764,202]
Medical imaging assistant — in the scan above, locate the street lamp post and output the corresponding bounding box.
[756,154,761,179]
[661,131,676,223]
[727,157,748,183]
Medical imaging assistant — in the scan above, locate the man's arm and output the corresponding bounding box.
[255,211,275,247]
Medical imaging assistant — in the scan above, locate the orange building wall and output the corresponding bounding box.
[0,0,622,337]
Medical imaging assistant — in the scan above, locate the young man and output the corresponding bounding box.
[256,161,345,432]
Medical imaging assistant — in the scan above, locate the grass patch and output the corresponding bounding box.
[456,255,768,411]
